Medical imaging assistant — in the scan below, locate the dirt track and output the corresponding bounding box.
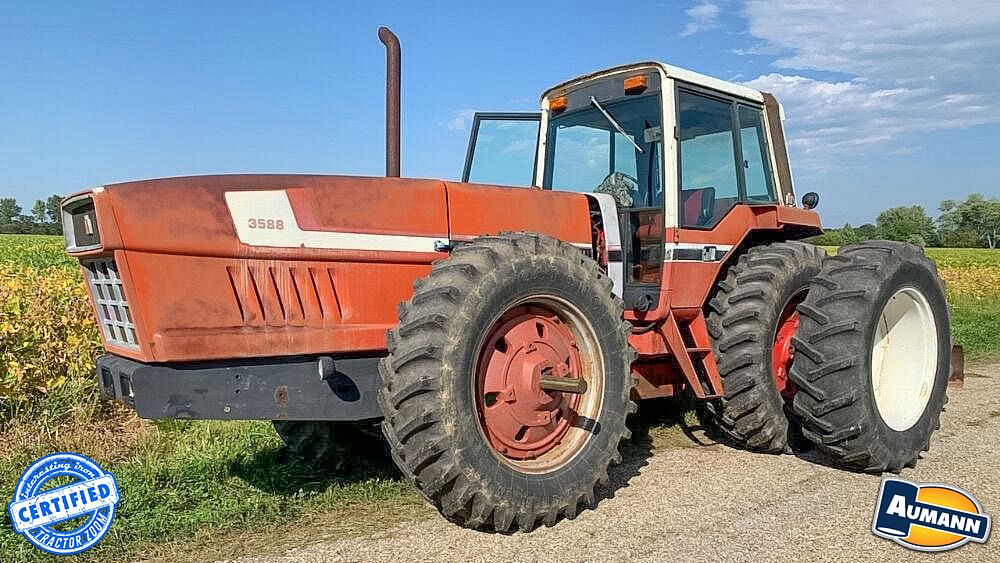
[230,365,1000,563]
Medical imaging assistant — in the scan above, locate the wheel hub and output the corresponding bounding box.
[477,305,583,461]
[871,287,939,431]
[772,298,802,401]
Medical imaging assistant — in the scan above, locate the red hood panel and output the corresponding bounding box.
[71,174,596,362]
[102,174,450,261]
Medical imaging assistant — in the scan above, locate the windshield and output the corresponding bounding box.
[543,94,663,208]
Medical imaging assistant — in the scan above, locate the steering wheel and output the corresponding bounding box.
[594,171,639,207]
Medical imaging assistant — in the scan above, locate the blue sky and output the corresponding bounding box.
[1,1,997,226]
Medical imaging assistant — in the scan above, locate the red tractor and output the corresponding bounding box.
[63,29,951,531]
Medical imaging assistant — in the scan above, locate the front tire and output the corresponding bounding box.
[788,241,950,472]
[378,233,635,532]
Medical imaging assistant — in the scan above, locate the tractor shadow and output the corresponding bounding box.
[231,435,402,496]
[231,401,717,514]
[687,404,841,471]
[590,395,718,510]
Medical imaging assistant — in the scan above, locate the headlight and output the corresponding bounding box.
[62,192,102,252]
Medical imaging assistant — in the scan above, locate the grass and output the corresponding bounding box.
[0,415,417,562]
[949,297,1000,360]
[0,235,998,560]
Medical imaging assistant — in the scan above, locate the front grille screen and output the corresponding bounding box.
[83,259,138,349]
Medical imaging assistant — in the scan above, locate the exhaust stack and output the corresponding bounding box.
[378,26,401,177]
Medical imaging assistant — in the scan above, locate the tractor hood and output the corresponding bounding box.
[65,173,593,262]
[65,174,452,263]
[63,174,593,362]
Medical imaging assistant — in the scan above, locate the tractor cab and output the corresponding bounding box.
[463,62,797,310]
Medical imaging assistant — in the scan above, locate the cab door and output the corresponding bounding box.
[676,87,778,232]
[462,112,541,186]
[672,86,780,308]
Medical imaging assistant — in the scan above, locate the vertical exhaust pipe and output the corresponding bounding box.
[378,26,401,177]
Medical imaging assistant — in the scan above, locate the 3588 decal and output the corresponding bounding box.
[247,218,285,230]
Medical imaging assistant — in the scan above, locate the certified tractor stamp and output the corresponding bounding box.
[7,452,120,555]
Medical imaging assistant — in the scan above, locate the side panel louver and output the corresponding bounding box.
[225,265,344,327]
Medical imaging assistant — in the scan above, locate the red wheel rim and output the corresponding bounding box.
[772,295,803,402]
[474,298,603,473]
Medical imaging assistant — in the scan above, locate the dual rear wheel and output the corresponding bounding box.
[789,242,950,472]
[706,240,950,472]
[706,241,826,452]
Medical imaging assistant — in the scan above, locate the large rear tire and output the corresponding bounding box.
[378,233,635,532]
[705,241,826,452]
[789,241,950,472]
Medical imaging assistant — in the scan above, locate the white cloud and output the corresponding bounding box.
[741,1,1000,172]
[445,109,477,131]
[681,2,721,36]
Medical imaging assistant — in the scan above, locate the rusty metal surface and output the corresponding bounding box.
[950,343,965,388]
[378,27,401,177]
[631,360,680,399]
[538,376,588,394]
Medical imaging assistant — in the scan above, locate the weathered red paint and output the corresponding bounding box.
[446,182,592,245]
[68,175,596,362]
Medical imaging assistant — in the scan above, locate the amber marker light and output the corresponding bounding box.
[624,75,647,94]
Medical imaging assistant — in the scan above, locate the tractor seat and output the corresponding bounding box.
[681,187,716,227]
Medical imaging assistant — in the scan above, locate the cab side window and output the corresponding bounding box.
[678,90,778,229]
[738,105,776,203]
[463,113,540,186]
[678,91,739,228]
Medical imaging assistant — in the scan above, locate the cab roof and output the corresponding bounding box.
[541,61,764,105]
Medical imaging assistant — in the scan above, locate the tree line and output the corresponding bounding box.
[808,193,999,248]
[0,195,63,235]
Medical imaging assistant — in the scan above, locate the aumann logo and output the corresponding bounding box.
[872,477,991,552]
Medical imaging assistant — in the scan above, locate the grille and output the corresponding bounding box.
[83,259,138,349]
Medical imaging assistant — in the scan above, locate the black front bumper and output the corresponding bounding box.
[96,354,383,421]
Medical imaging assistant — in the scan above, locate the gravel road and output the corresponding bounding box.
[232,365,999,563]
